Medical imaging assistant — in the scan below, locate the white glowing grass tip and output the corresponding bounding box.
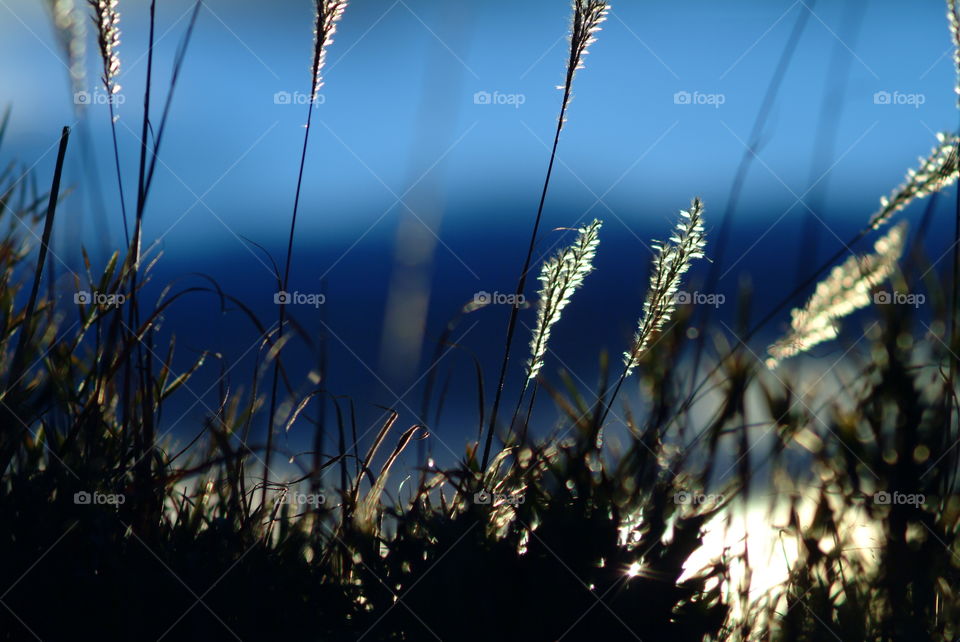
[869,133,959,231]
[87,0,121,94]
[557,1,609,128]
[568,0,609,79]
[623,198,707,376]
[948,0,960,107]
[527,219,603,380]
[311,1,348,103]
[766,223,908,368]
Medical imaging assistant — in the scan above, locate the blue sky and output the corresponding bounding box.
[1,0,956,253]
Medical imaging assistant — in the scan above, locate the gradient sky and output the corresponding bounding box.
[0,0,955,248]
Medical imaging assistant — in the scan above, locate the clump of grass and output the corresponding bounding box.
[751,301,960,641]
[354,352,731,640]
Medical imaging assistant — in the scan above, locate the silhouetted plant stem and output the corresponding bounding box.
[107,103,128,245]
[481,103,565,473]
[130,0,156,529]
[141,0,202,209]
[509,378,533,443]
[88,0,128,244]
[596,362,629,430]
[7,126,69,387]
[264,92,315,506]
[792,0,865,289]
[688,0,814,396]
[519,381,539,443]
[264,0,348,505]
[481,0,608,472]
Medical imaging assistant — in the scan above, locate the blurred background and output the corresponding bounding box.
[0,0,956,468]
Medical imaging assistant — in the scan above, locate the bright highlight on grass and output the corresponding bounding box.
[869,132,960,230]
[767,222,907,367]
[624,198,707,376]
[527,219,602,381]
